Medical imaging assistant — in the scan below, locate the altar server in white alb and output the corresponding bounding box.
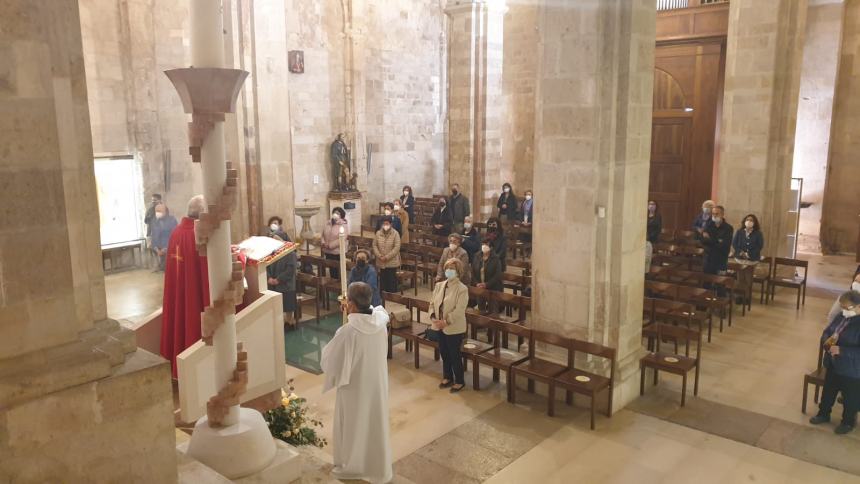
[320,282,393,483]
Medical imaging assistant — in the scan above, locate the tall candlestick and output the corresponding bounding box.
[339,225,348,325]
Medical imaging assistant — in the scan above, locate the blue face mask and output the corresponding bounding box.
[445,269,457,280]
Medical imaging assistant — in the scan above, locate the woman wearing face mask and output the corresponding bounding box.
[399,186,415,224]
[472,240,503,314]
[348,249,382,307]
[484,217,508,272]
[266,219,298,325]
[647,200,662,244]
[520,190,534,226]
[810,290,860,435]
[731,214,764,305]
[376,202,402,235]
[431,197,454,237]
[460,216,481,262]
[436,234,471,285]
[393,199,410,244]
[430,258,469,393]
[496,183,518,222]
[373,217,402,294]
[321,207,349,279]
[828,274,860,323]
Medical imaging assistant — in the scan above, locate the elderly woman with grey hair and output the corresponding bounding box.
[435,234,471,285]
[810,290,860,435]
[430,258,469,393]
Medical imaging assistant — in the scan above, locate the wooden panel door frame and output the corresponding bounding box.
[650,113,693,231]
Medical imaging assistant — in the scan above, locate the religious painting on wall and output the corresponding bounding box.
[289,50,304,74]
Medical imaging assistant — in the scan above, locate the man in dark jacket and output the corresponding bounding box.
[460,216,481,263]
[448,184,470,232]
[472,242,503,315]
[698,205,733,275]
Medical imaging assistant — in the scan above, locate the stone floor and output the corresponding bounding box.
[106,253,860,483]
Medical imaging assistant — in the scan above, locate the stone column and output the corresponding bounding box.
[821,0,860,255]
[531,0,655,410]
[0,1,175,480]
[446,0,505,218]
[717,0,807,257]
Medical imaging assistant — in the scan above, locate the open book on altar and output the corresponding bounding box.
[237,236,297,265]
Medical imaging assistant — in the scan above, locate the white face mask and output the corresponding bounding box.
[503,187,510,193]
[852,281,860,292]
[482,245,491,254]
[843,309,857,318]
[382,225,391,232]
[394,205,401,211]
[332,212,341,220]
[384,210,392,216]
[712,216,722,224]
[703,208,711,215]
[403,191,409,196]
[449,243,457,251]
[526,195,533,201]
[155,212,165,219]
[464,223,472,230]
[270,223,279,232]
[745,220,754,229]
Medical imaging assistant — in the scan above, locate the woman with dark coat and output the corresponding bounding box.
[484,217,507,272]
[431,197,454,237]
[810,291,860,435]
[266,228,298,325]
[731,213,764,262]
[647,200,662,244]
[472,241,504,314]
[399,185,415,224]
[496,182,518,222]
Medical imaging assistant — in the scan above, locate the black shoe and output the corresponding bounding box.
[450,384,465,393]
[835,424,855,435]
[809,415,830,425]
[438,380,452,389]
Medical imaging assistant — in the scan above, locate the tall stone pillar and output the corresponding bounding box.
[717,0,807,257]
[446,0,505,217]
[531,0,655,409]
[0,1,175,481]
[821,0,860,255]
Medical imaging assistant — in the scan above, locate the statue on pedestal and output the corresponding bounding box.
[331,133,357,192]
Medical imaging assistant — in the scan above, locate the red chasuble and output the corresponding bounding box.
[160,217,210,378]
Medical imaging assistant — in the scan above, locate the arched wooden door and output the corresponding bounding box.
[650,116,692,231]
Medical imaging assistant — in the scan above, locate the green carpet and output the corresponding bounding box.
[284,313,343,374]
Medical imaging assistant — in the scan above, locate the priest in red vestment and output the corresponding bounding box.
[160,195,210,378]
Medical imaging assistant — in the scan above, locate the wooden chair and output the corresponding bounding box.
[502,272,530,295]
[510,330,571,408]
[361,224,376,237]
[295,272,321,323]
[658,228,675,244]
[675,285,717,342]
[471,321,531,400]
[506,258,532,277]
[640,322,702,406]
[802,344,826,414]
[416,245,444,285]
[383,292,426,362]
[769,257,808,309]
[461,312,498,372]
[407,297,439,368]
[753,257,774,305]
[642,297,656,328]
[551,340,616,429]
[701,273,736,328]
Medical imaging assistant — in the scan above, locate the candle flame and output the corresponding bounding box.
[339,226,345,234]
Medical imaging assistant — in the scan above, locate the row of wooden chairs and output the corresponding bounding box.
[647,266,737,324]
[383,292,615,429]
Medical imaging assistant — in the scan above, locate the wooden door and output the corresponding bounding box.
[650,117,692,231]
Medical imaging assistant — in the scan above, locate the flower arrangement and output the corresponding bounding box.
[263,379,327,448]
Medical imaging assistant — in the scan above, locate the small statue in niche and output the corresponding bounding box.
[330,133,355,192]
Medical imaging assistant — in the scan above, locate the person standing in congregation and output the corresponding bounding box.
[393,199,410,244]
[400,185,415,224]
[732,213,764,304]
[693,199,716,232]
[449,183,470,233]
[699,205,733,276]
[266,217,298,326]
[810,290,860,435]
[321,207,349,279]
[321,282,393,483]
[485,217,508,272]
[160,196,209,379]
[435,234,471,285]
[496,182,518,222]
[647,200,662,244]
[348,249,382,307]
[472,241,503,314]
[151,203,178,272]
[144,193,162,268]
[431,196,453,237]
[376,202,402,235]
[373,217,401,293]
[460,216,481,262]
[520,190,534,226]
[431,258,469,393]
[827,274,860,323]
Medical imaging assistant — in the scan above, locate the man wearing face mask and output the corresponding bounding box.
[693,200,716,233]
[698,205,733,277]
[373,217,401,293]
[375,202,402,235]
[810,291,860,435]
[448,183,471,233]
[321,207,349,279]
[320,282,392,482]
[431,197,454,237]
[348,249,382,307]
[435,234,471,285]
[151,203,178,272]
[472,240,503,314]
[266,216,298,325]
[828,274,860,323]
[460,216,481,262]
[484,217,508,272]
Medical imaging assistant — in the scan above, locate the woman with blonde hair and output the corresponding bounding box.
[430,257,469,393]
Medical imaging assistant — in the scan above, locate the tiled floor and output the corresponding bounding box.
[107,254,860,483]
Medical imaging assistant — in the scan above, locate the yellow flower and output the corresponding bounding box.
[281,398,291,407]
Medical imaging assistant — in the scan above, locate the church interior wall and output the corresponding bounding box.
[792,1,844,254]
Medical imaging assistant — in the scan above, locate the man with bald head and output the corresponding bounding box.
[160,195,210,379]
